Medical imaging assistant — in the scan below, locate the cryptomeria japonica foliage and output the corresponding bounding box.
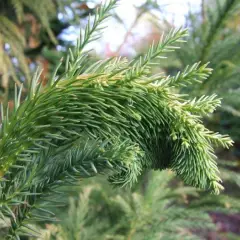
[0,0,233,238]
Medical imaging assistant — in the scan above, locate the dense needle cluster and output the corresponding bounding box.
[0,0,233,238]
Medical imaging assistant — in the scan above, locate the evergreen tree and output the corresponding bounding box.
[39,172,218,240]
[0,0,235,239]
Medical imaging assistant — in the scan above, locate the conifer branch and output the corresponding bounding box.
[182,94,221,115]
[0,1,234,238]
[65,0,117,78]
[2,138,143,238]
[159,62,212,87]
[124,28,188,81]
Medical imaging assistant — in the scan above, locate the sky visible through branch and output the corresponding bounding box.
[60,0,201,55]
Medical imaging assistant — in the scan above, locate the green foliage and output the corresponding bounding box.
[37,171,231,240]
[0,0,234,239]
[162,1,240,233]
[0,0,57,87]
[163,0,240,201]
[175,0,240,142]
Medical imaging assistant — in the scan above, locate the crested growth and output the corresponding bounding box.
[0,0,233,238]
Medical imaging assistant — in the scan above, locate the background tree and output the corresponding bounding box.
[0,0,96,106]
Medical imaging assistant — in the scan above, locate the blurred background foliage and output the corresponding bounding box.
[0,0,239,239]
